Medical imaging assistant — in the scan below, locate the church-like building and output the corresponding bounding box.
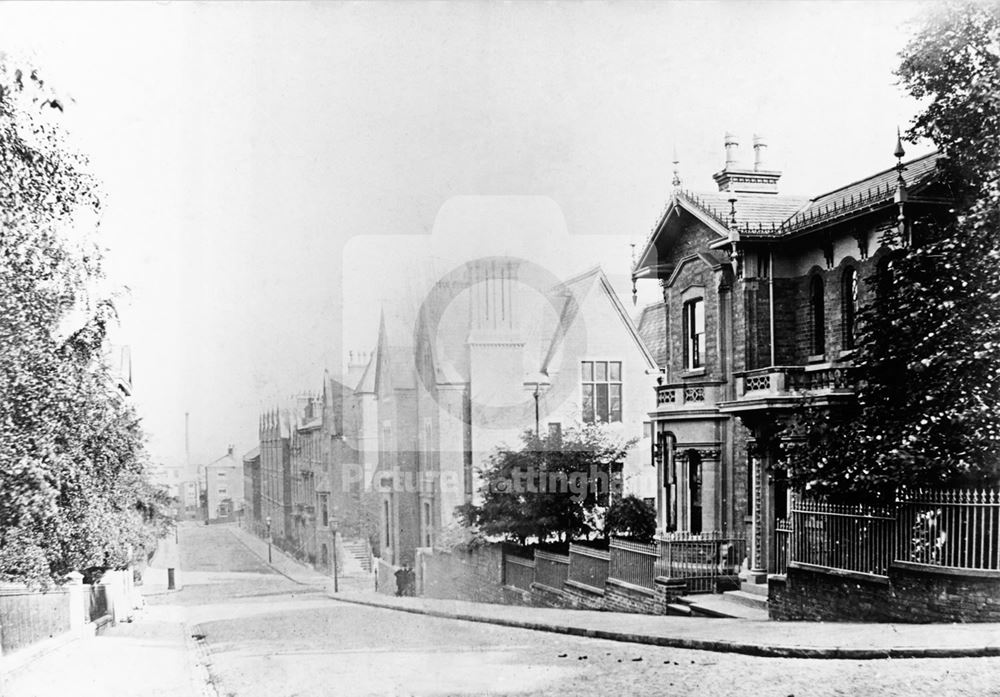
[632,133,952,576]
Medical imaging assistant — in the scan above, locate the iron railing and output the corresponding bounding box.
[533,550,570,590]
[774,519,792,575]
[656,531,746,594]
[84,584,109,622]
[567,544,610,592]
[896,489,1000,571]
[608,538,658,590]
[790,497,896,577]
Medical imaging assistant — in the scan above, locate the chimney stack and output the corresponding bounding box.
[753,134,768,171]
[713,131,782,194]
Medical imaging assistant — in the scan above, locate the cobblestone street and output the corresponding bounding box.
[170,525,1000,697]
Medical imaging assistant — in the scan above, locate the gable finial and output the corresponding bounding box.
[894,126,906,162]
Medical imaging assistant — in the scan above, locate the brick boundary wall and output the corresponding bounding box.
[529,582,574,609]
[769,563,1000,623]
[560,580,606,610]
[603,578,661,614]
[419,547,692,615]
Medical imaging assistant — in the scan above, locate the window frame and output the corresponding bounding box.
[682,298,705,370]
[581,361,623,423]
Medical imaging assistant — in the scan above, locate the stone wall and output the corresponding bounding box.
[770,563,1000,623]
[416,545,504,604]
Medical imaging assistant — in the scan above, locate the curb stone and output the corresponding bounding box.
[328,595,1000,660]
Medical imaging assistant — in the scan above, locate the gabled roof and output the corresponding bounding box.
[539,266,657,374]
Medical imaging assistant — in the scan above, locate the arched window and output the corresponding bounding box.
[810,275,825,356]
[842,267,858,349]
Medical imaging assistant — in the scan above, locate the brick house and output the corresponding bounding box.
[250,377,372,568]
[374,261,659,567]
[631,133,951,576]
[259,408,293,542]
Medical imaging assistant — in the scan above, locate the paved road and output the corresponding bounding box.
[166,525,1000,697]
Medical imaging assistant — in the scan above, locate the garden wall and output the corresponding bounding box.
[770,562,1000,622]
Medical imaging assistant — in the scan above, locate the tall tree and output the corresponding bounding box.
[456,425,634,545]
[782,3,1000,502]
[0,57,168,585]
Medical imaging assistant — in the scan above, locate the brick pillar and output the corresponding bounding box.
[65,571,85,635]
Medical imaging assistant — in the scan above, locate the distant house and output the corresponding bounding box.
[204,446,244,523]
[372,262,658,566]
[631,133,951,575]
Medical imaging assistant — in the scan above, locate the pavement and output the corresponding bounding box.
[330,589,1000,660]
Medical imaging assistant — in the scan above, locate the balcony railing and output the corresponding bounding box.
[655,381,722,410]
[721,365,857,413]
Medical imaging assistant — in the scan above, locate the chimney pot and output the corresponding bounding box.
[753,134,768,171]
[724,132,740,169]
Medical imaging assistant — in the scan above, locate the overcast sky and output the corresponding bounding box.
[0,1,931,471]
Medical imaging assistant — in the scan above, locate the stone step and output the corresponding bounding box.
[739,581,770,597]
[723,589,769,610]
[679,594,770,621]
[665,602,692,616]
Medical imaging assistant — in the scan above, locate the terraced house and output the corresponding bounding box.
[632,133,951,578]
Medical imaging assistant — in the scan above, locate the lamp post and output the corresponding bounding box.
[331,518,339,593]
[266,515,272,564]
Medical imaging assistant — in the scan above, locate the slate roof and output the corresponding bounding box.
[675,190,811,234]
[778,151,942,234]
[640,151,943,255]
[636,302,667,369]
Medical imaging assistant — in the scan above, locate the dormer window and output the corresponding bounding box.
[810,275,826,355]
[683,298,705,369]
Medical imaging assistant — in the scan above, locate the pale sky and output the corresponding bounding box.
[0,1,932,471]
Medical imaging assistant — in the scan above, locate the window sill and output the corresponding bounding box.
[838,349,856,360]
[807,354,825,364]
[681,368,707,378]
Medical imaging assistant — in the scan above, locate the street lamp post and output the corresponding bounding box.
[266,515,272,564]
[331,519,339,593]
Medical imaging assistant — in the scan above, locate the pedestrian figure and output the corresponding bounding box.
[394,564,407,596]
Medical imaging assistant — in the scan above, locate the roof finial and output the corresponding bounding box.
[894,127,909,245]
[671,145,681,188]
[894,126,907,188]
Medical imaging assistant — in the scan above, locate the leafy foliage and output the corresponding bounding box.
[604,494,656,542]
[456,425,635,544]
[781,3,1000,502]
[0,57,170,586]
